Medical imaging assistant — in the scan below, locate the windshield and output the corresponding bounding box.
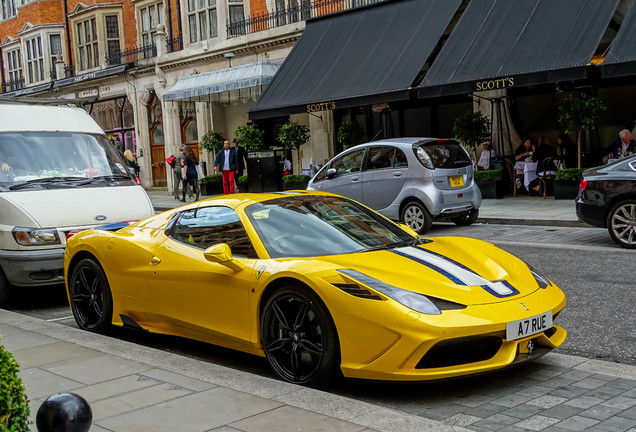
[0,131,131,190]
[246,195,416,258]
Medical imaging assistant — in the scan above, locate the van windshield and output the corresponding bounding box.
[0,132,131,190]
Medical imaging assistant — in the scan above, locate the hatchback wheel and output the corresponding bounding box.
[452,209,479,226]
[607,200,636,249]
[261,286,340,387]
[69,258,113,333]
[401,201,432,234]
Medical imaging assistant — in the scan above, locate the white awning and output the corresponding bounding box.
[163,62,281,101]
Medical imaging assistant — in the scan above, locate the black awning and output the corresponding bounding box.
[53,64,127,88]
[418,0,619,99]
[249,0,462,120]
[602,1,636,79]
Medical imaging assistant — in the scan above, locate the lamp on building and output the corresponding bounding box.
[229,89,240,105]
[219,91,230,106]
[239,88,251,104]
[224,52,235,67]
[251,86,262,102]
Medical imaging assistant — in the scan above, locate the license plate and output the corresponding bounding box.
[506,311,552,341]
[449,175,464,187]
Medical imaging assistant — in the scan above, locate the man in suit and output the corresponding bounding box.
[233,139,248,177]
[605,129,635,159]
[213,140,238,194]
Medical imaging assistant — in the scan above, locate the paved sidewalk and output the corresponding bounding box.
[145,188,583,227]
[3,308,636,432]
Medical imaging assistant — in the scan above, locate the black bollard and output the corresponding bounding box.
[36,393,92,432]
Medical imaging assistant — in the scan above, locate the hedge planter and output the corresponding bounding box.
[282,182,308,191]
[554,180,579,200]
[476,180,505,199]
[200,182,223,196]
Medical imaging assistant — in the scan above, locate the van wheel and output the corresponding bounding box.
[452,209,479,226]
[0,270,12,308]
[401,202,432,234]
[68,258,113,333]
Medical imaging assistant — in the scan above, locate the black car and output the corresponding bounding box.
[576,155,636,248]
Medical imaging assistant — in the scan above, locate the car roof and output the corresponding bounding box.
[171,190,341,211]
[344,137,455,149]
[0,104,104,134]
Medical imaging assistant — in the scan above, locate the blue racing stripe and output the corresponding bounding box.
[391,249,467,285]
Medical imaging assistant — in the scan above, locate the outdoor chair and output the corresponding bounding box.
[503,158,517,196]
[538,156,561,198]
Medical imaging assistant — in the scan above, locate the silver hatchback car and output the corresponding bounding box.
[307,138,482,234]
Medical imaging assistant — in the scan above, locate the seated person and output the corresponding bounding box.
[514,137,534,162]
[602,129,635,159]
[557,133,576,168]
[532,136,557,175]
[476,142,495,170]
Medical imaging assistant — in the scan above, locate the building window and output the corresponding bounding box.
[187,0,217,43]
[25,36,45,84]
[228,3,245,36]
[4,48,23,90]
[49,34,62,79]
[76,18,99,71]
[105,15,120,64]
[139,3,164,46]
[1,0,16,20]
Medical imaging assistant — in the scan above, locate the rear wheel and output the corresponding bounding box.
[261,285,340,388]
[401,201,432,234]
[607,200,636,249]
[68,258,113,333]
[452,209,479,226]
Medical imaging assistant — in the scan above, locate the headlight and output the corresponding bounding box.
[12,227,61,246]
[528,265,551,288]
[338,269,449,315]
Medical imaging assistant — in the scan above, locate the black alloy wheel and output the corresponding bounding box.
[607,200,636,249]
[452,209,480,226]
[69,258,113,333]
[401,201,432,234]
[261,286,340,387]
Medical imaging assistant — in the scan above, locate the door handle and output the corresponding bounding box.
[351,176,359,182]
[393,172,402,177]
[150,256,161,265]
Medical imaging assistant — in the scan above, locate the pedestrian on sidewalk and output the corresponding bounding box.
[214,140,238,194]
[171,151,193,201]
[180,145,200,202]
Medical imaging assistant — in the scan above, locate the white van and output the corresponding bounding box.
[0,103,154,305]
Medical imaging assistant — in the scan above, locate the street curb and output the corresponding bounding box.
[476,217,588,228]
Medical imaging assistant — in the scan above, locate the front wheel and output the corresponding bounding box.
[452,209,479,226]
[401,201,432,234]
[607,200,636,249]
[261,286,340,388]
[68,258,113,333]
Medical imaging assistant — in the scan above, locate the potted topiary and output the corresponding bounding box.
[452,110,491,161]
[234,124,264,151]
[282,174,311,190]
[199,173,224,196]
[337,121,365,150]
[238,175,248,192]
[474,169,504,199]
[554,168,585,200]
[557,93,606,168]
[200,130,226,153]
[0,337,30,432]
[278,120,310,171]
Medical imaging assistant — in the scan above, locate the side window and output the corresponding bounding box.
[394,148,408,168]
[169,206,256,258]
[331,148,365,177]
[366,146,394,170]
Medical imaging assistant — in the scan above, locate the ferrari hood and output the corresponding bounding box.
[320,237,540,306]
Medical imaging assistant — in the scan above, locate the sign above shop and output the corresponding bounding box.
[475,77,515,91]
[306,101,336,113]
[99,82,127,97]
[79,89,98,98]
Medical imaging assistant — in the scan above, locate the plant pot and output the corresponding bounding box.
[554,180,579,200]
[238,182,248,193]
[200,182,223,196]
[476,180,505,199]
[282,182,308,191]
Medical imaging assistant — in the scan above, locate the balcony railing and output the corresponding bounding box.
[226,0,386,38]
[1,77,25,93]
[167,36,183,53]
[106,43,157,67]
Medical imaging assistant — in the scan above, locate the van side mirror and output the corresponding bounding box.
[326,168,336,179]
[203,243,244,272]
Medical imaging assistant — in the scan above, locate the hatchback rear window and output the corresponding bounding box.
[414,140,471,169]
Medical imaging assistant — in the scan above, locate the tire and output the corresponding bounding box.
[401,201,432,234]
[68,258,113,333]
[607,200,636,249]
[0,269,12,308]
[452,209,479,226]
[261,285,340,388]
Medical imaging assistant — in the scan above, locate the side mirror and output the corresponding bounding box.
[203,243,244,272]
[326,168,336,179]
[399,223,419,238]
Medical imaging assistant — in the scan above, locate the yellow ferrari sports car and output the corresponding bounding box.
[64,191,566,387]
